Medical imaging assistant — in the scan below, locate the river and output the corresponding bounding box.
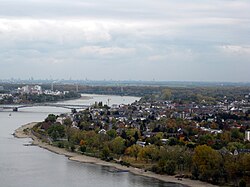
[0,94,184,187]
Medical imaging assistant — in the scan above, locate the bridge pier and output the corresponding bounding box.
[13,107,18,112]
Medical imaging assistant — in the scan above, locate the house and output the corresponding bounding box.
[161,139,168,144]
[98,129,107,134]
[56,117,64,124]
[245,130,250,141]
[136,141,146,147]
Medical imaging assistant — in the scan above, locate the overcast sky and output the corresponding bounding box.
[0,0,249,82]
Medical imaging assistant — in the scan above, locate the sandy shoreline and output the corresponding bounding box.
[14,123,218,187]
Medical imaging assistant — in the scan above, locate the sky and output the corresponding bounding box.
[0,0,250,82]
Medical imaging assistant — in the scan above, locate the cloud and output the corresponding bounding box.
[0,0,249,81]
[79,46,135,56]
[0,19,112,44]
[147,48,194,63]
[219,45,250,55]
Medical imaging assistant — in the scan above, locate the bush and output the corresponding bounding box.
[151,165,162,174]
[79,145,86,153]
[70,145,76,152]
[156,159,166,174]
[57,142,64,148]
[151,160,176,175]
[47,124,65,141]
[165,160,176,175]
[119,161,130,167]
[239,179,246,187]
[191,165,199,180]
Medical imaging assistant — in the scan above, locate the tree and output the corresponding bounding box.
[107,129,117,139]
[79,145,86,153]
[110,137,125,155]
[162,88,172,100]
[165,160,176,175]
[218,131,231,144]
[239,179,246,187]
[231,128,244,140]
[79,121,91,131]
[158,145,192,172]
[224,153,250,185]
[224,154,240,185]
[168,137,178,146]
[192,145,223,183]
[133,131,139,141]
[98,101,103,107]
[121,130,127,139]
[227,142,245,152]
[63,118,72,126]
[125,144,142,160]
[66,127,79,143]
[138,145,158,162]
[47,124,65,141]
[239,154,250,177]
[83,131,98,148]
[101,145,110,160]
[198,134,214,146]
[154,159,176,175]
[45,114,57,123]
[155,132,164,140]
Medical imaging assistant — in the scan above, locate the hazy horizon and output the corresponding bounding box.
[0,0,250,82]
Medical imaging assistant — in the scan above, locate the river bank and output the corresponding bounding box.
[14,123,218,187]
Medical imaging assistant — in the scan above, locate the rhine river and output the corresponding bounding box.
[0,94,183,187]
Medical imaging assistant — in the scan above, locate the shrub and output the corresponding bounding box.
[239,179,246,187]
[79,145,86,153]
[120,161,130,167]
[165,160,176,175]
[70,145,76,152]
[57,142,64,148]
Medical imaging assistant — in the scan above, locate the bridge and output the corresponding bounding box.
[0,103,90,113]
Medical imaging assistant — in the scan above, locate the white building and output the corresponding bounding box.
[22,85,30,94]
[19,85,43,95]
[98,129,107,134]
[44,90,63,96]
[32,85,42,94]
[245,130,250,141]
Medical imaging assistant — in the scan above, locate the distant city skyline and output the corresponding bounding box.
[0,0,250,82]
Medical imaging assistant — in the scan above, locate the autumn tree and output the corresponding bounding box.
[192,145,223,183]
[138,145,159,163]
[162,88,172,100]
[125,144,142,160]
[110,137,125,155]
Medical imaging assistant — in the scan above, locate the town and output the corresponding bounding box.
[0,84,80,104]
[28,86,250,186]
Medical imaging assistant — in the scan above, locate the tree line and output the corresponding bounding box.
[32,114,250,186]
